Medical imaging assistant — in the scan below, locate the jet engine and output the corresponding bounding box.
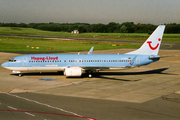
[64,67,82,77]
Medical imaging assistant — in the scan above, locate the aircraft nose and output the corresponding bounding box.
[1,62,8,68]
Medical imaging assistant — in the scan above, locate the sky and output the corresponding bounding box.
[0,0,179,24]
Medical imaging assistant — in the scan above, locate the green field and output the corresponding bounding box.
[0,27,179,52]
[0,36,141,52]
[0,27,180,42]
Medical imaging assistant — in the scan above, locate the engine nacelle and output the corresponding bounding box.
[64,67,82,77]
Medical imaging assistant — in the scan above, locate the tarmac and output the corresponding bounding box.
[0,48,180,120]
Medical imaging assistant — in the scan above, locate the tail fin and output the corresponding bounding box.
[126,25,165,55]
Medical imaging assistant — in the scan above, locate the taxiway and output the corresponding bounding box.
[0,49,180,120]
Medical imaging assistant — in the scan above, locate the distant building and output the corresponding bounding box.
[71,30,79,34]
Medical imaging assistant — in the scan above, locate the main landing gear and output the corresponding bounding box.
[88,74,92,78]
[87,70,100,78]
[19,73,22,77]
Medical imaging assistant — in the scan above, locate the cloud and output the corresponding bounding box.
[0,0,179,24]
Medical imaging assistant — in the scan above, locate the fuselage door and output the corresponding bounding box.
[23,57,28,66]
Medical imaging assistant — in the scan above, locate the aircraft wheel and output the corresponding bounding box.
[89,74,92,78]
[19,73,22,77]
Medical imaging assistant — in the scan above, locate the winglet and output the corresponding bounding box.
[88,46,94,54]
[126,25,165,55]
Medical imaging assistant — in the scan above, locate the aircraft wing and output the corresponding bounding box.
[81,67,109,71]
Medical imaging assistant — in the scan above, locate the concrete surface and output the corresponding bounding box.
[0,49,180,120]
[0,49,180,103]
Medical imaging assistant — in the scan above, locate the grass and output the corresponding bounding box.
[0,27,179,52]
[0,36,141,52]
[0,27,180,42]
[0,27,69,36]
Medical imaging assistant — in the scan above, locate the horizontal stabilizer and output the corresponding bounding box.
[148,56,161,59]
[149,55,176,59]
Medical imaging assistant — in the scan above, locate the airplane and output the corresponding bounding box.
[1,25,165,77]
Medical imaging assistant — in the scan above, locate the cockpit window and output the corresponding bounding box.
[9,59,16,62]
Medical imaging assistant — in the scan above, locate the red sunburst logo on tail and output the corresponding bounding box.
[147,38,161,50]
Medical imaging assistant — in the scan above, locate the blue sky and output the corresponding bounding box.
[0,0,179,24]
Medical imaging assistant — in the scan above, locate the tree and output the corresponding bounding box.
[121,22,134,33]
[107,22,119,33]
[120,25,128,33]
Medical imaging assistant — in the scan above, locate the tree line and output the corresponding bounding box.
[0,22,180,33]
